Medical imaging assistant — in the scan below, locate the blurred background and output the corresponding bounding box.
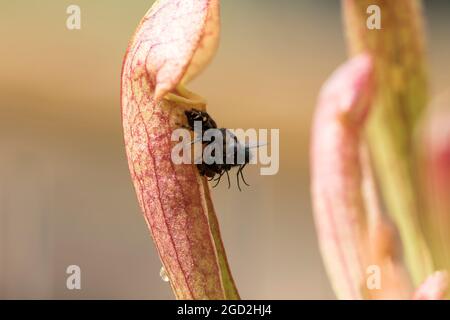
[0,0,449,299]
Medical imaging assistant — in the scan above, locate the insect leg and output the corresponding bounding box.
[236,170,242,192]
[225,170,231,189]
[239,164,250,186]
[212,172,224,188]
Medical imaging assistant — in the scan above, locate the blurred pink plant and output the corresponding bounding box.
[420,93,450,291]
[311,0,450,299]
[312,54,409,299]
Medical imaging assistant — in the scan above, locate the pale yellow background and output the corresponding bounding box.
[0,1,449,299]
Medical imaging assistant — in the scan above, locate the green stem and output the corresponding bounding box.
[343,0,434,285]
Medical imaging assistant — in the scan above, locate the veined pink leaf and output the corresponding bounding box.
[126,0,220,102]
[121,0,239,300]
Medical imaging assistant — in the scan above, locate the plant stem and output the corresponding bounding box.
[343,0,434,285]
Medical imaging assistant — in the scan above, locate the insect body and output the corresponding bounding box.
[184,109,251,191]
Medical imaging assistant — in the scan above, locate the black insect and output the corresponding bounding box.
[184,109,251,191]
